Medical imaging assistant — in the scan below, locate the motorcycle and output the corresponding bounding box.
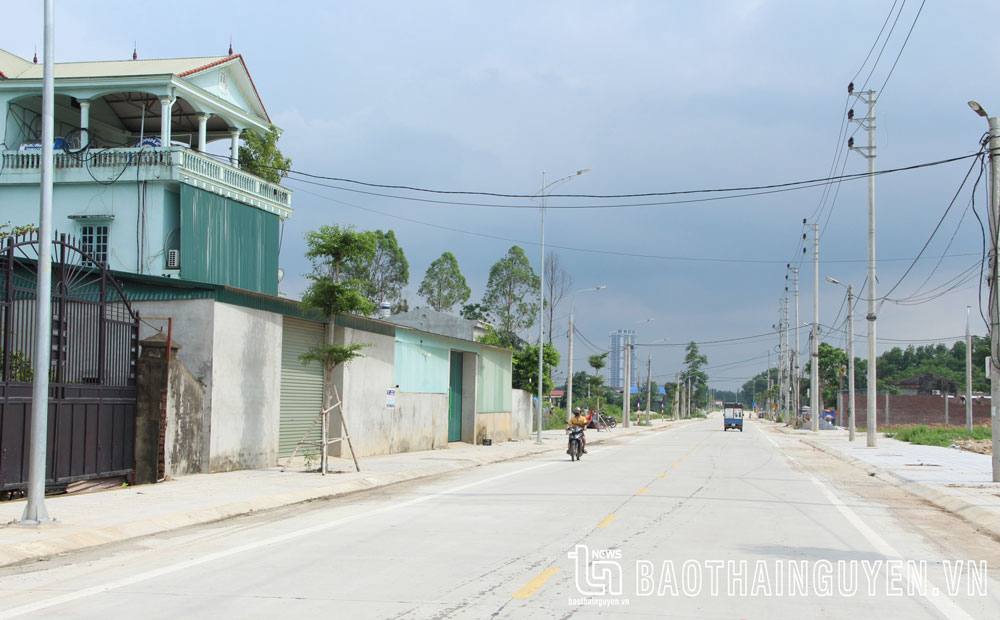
[598,414,617,429]
[567,427,585,461]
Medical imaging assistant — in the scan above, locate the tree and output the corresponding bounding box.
[461,302,489,322]
[544,252,572,345]
[681,341,708,409]
[418,251,471,312]
[482,246,540,337]
[570,370,590,401]
[238,124,291,184]
[298,225,376,468]
[512,342,561,395]
[301,225,376,318]
[342,229,409,315]
[588,352,608,398]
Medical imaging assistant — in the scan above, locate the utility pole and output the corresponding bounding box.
[847,285,856,441]
[781,295,794,426]
[777,306,785,423]
[811,222,820,432]
[849,85,878,447]
[673,372,680,421]
[623,336,631,427]
[21,0,55,525]
[767,350,772,419]
[787,265,801,427]
[645,354,652,424]
[565,286,604,423]
[969,101,1000,479]
[966,306,974,433]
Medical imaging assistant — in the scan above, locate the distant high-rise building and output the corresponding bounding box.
[609,329,636,389]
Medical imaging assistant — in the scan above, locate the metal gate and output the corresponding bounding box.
[0,231,139,491]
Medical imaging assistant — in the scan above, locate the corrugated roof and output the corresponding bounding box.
[0,50,232,80]
[0,48,33,79]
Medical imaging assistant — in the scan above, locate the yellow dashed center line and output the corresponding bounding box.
[597,513,617,528]
[511,567,559,598]
[656,472,666,478]
[636,487,650,495]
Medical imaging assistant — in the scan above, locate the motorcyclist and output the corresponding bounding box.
[568,407,588,453]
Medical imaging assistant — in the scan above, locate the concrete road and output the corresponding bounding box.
[2,419,999,619]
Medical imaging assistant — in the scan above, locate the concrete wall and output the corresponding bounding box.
[334,326,399,457]
[133,299,282,472]
[208,303,282,471]
[389,393,449,453]
[850,393,992,427]
[511,389,533,440]
[134,299,215,472]
[165,355,207,477]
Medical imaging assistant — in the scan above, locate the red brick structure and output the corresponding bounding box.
[845,393,992,427]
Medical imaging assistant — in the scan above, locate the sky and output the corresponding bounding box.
[5,0,1000,392]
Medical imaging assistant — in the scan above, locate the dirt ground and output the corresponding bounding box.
[952,437,994,455]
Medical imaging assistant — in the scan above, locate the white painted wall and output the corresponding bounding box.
[134,298,282,472]
[511,389,533,440]
[331,325,454,457]
[208,302,282,471]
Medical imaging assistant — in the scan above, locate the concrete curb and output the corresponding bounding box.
[785,432,1000,542]
[0,418,691,568]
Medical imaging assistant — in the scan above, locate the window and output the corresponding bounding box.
[80,225,109,266]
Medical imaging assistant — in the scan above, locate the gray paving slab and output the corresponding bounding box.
[775,423,1000,540]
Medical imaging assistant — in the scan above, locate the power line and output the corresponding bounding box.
[268,151,983,209]
[876,0,927,96]
[879,153,984,305]
[289,182,978,266]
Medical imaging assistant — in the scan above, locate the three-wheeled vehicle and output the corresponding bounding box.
[723,402,744,432]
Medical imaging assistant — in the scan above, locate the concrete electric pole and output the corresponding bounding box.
[565,286,605,423]
[849,85,878,448]
[966,306,974,434]
[969,101,1000,479]
[623,336,631,428]
[811,222,820,432]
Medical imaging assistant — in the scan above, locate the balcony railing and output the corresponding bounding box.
[1,146,292,218]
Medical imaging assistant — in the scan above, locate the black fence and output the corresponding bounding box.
[1,233,139,491]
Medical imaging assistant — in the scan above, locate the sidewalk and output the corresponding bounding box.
[777,424,1000,540]
[0,417,685,568]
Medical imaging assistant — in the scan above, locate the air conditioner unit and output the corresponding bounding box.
[166,249,180,269]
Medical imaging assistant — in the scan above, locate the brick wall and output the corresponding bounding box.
[846,393,992,427]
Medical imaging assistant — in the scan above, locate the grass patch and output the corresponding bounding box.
[881,424,991,447]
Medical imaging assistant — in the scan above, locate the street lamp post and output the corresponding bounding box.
[536,169,589,444]
[827,277,855,441]
[566,285,606,422]
[969,100,1000,480]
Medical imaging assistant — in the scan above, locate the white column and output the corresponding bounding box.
[159,98,171,146]
[197,114,209,152]
[78,100,90,149]
[229,129,240,167]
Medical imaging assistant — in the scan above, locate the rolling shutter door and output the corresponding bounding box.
[279,317,326,457]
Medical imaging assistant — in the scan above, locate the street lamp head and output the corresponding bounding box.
[969,101,989,118]
[596,285,606,290]
[576,169,590,176]
[825,277,840,285]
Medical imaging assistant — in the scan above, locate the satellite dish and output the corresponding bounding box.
[277,268,285,283]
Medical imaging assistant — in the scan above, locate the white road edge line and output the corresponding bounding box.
[0,458,562,619]
[756,425,975,620]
